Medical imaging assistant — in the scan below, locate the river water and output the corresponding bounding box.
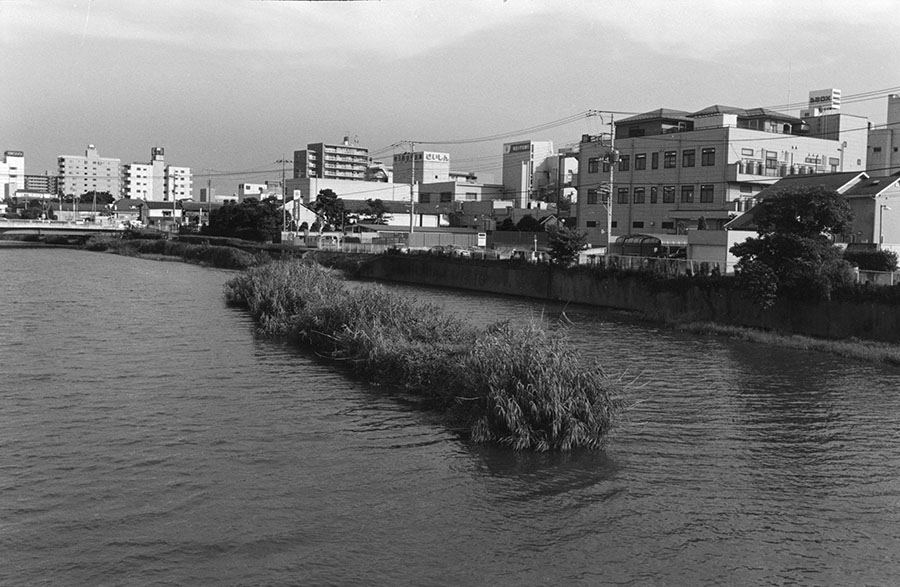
[2,247,900,586]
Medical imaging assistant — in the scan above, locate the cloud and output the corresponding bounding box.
[2,0,554,65]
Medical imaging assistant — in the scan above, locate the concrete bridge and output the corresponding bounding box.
[0,219,128,239]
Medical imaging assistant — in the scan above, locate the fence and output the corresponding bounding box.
[857,270,900,286]
[581,254,729,277]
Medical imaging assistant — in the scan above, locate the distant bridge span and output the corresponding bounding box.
[0,219,127,238]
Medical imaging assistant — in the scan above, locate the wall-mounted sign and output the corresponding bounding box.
[393,151,450,163]
[808,88,841,110]
[4,150,24,157]
[507,142,531,154]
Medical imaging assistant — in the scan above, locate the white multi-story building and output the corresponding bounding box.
[1,150,25,198]
[392,151,451,185]
[122,147,191,202]
[501,140,557,208]
[58,145,121,198]
[576,99,868,246]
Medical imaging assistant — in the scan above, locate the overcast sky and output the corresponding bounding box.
[2,0,898,191]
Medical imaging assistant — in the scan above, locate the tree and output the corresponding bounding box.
[312,189,345,230]
[362,198,389,225]
[516,215,543,232]
[730,185,855,307]
[79,191,115,206]
[496,218,516,231]
[206,196,281,242]
[547,225,588,267]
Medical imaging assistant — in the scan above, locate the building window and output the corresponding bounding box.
[664,151,677,168]
[611,221,618,228]
[650,186,658,204]
[651,152,659,169]
[418,193,431,203]
[635,154,647,170]
[700,184,714,203]
[701,147,716,166]
[588,157,600,173]
[440,192,453,203]
[617,188,629,204]
[633,187,645,204]
[663,186,675,203]
[603,161,610,173]
[681,185,694,203]
[682,149,696,167]
[619,155,630,171]
[587,189,599,204]
[632,221,644,229]
[661,221,675,230]
[741,148,754,157]
[586,220,597,228]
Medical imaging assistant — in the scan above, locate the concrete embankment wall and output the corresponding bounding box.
[358,256,900,343]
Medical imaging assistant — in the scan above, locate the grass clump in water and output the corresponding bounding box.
[225,258,624,451]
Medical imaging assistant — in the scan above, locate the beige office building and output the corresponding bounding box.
[576,102,867,246]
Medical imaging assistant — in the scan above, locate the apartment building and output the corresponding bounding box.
[576,102,867,246]
[122,147,192,202]
[58,145,121,198]
[1,150,25,198]
[293,137,370,181]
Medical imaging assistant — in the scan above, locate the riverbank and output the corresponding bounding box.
[75,235,900,365]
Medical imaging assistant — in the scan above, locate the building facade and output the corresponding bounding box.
[122,147,192,202]
[576,103,867,246]
[58,145,121,198]
[501,140,556,208]
[1,150,25,198]
[293,138,370,181]
[392,151,451,185]
[868,94,900,176]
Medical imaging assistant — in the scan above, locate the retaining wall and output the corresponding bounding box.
[358,256,900,343]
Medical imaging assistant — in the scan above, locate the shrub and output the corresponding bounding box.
[225,258,624,451]
[845,249,899,272]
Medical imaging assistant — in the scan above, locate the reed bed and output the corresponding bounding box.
[677,321,900,366]
[224,258,624,451]
[84,235,262,270]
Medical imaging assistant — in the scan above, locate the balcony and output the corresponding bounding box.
[726,160,824,183]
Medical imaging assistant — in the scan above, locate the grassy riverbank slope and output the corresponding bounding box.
[224,258,625,451]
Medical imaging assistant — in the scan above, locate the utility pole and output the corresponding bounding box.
[206,169,212,229]
[409,141,416,235]
[606,114,618,253]
[276,155,290,234]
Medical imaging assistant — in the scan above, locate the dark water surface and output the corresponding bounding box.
[2,249,899,586]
